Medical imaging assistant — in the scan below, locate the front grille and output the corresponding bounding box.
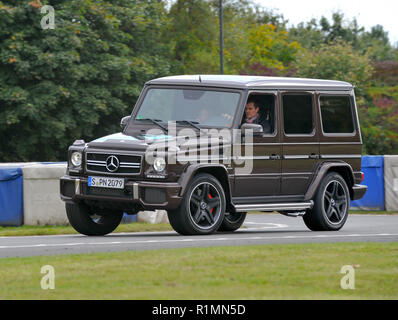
[86,152,142,175]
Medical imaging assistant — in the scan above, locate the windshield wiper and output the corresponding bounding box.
[136,118,168,133]
[176,120,202,131]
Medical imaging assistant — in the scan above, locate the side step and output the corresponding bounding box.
[233,201,314,212]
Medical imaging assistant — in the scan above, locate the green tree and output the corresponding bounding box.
[359,86,398,155]
[289,13,396,61]
[357,25,397,61]
[294,41,373,99]
[0,0,172,161]
[245,23,300,74]
[166,0,219,74]
[288,19,325,49]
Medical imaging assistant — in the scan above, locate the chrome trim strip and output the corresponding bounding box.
[234,201,313,212]
[120,162,141,166]
[176,156,274,162]
[87,162,107,167]
[133,183,139,199]
[283,155,310,160]
[235,156,271,161]
[320,142,362,145]
[120,165,141,168]
[75,179,80,195]
[87,160,106,164]
[320,154,361,159]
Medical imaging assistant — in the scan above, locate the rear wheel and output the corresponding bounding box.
[303,172,350,231]
[167,173,226,235]
[218,212,247,232]
[66,203,123,236]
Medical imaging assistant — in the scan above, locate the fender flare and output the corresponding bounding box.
[178,164,233,203]
[304,162,355,201]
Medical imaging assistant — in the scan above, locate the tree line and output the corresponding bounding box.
[0,0,397,161]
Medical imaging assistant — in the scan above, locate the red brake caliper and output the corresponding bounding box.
[208,194,213,214]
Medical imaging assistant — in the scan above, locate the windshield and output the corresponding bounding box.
[134,88,241,128]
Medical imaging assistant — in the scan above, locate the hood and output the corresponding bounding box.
[86,131,232,154]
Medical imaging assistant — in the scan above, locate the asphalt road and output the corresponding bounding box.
[0,214,397,258]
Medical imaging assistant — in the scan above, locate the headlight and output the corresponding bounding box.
[71,152,82,167]
[153,157,166,173]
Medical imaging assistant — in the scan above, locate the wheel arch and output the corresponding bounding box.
[305,162,355,201]
[178,164,233,211]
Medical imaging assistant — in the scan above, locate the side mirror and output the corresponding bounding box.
[120,116,131,129]
[240,123,263,135]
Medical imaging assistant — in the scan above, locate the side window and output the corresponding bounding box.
[320,96,354,134]
[241,94,276,135]
[283,94,313,135]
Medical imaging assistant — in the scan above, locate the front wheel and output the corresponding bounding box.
[218,212,247,232]
[167,173,226,235]
[303,172,350,231]
[66,203,123,236]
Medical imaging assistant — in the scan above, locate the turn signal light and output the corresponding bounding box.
[361,172,364,182]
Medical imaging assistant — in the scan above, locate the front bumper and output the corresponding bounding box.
[60,175,182,210]
[352,184,368,200]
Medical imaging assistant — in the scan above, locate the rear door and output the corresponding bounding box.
[280,91,321,196]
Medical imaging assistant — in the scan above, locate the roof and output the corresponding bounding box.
[146,75,353,91]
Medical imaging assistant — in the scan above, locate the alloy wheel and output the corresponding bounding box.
[323,180,348,224]
[188,182,222,230]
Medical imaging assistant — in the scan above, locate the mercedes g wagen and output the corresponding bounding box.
[60,75,367,236]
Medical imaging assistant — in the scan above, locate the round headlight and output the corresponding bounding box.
[71,152,82,167]
[153,157,166,173]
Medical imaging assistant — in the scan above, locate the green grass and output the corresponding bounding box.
[0,242,397,299]
[0,222,172,237]
[349,210,398,215]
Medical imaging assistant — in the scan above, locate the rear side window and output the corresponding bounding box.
[320,96,354,134]
[283,94,313,134]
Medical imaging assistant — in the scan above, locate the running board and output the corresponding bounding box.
[233,201,314,212]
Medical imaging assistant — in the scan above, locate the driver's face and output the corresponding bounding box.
[245,102,259,119]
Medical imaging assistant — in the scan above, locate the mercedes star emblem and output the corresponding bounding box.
[106,155,120,172]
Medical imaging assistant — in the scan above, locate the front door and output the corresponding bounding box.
[233,92,281,201]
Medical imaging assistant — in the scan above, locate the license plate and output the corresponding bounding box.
[88,176,124,189]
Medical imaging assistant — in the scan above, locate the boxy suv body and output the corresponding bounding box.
[60,75,367,235]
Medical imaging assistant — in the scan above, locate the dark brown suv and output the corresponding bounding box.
[60,75,367,236]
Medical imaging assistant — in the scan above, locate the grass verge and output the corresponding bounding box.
[0,242,397,299]
[348,210,398,215]
[0,222,172,237]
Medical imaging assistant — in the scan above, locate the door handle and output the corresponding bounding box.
[309,153,320,159]
[270,154,280,160]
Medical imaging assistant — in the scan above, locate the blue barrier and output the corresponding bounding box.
[0,167,24,226]
[351,156,385,210]
[122,213,137,224]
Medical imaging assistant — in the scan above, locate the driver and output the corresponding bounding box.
[244,99,271,133]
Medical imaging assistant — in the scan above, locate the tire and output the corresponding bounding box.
[218,212,247,232]
[66,202,123,236]
[303,172,350,231]
[167,173,226,235]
